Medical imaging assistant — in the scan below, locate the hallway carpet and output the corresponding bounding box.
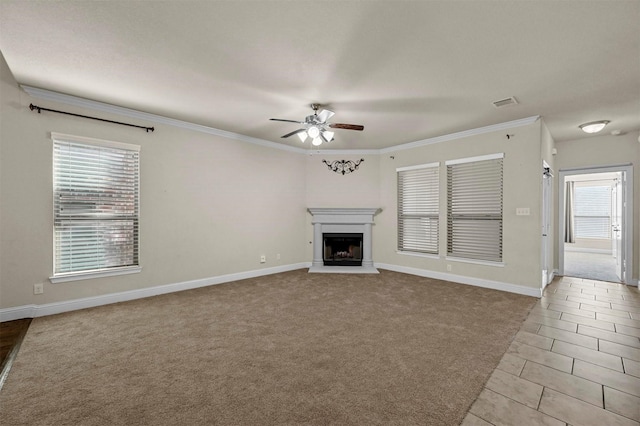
[564,251,620,283]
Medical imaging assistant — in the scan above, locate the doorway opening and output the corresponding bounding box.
[559,165,633,284]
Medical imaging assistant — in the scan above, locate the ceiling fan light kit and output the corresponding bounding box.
[270,104,364,147]
[307,126,320,139]
[579,120,610,134]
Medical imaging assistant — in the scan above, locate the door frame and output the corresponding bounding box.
[541,161,553,288]
[558,164,634,284]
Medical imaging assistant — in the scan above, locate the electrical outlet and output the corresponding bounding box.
[446,264,452,272]
[34,283,44,295]
[260,255,266,263]
[277,253,281,260]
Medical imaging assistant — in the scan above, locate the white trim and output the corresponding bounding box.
[306,149,380,156]
[1,263,310,322]
[445,152,504,166]
[0,305,37,323]
[564,247,612,255]
[307,207,381,221]
[1,260,550,322]
[381,116,539,154]
[25,86,540,155]
[558,165,634,284]
[50,266,142,284]
[375,263,541,297]
[396,162,439,172]
[50,132,140,152]
[23,85,307,155]
[560,163,632,173]
[397,251,440,260]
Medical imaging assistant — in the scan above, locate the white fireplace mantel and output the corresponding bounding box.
[307,208,381,274]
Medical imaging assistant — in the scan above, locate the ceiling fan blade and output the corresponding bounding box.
[316,109,335,123]
[329,123,364,131]
[281,128,307,138]
[270,118,304,124]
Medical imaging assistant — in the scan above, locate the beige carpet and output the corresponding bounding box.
[0,269,536,425]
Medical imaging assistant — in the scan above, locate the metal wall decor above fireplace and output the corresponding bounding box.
[322,159,364,175]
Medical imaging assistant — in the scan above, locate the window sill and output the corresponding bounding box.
[397,251,440,260]
[445,257,505,267]
[49,266,142,283]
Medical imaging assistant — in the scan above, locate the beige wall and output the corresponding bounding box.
[375,121,545,290]
[2,45,638,313]
[554,131,640,282]
[0,54,308,308]
[304,153,381,259]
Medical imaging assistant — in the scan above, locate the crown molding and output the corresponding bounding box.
[21,85,307,154]
[380,115,541,154]
[305,149,380,156]
[22,85,540,156]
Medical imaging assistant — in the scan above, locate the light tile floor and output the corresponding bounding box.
[463,276,640,426]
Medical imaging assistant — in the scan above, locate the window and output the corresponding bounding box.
[52,133,140,281]
[574,185,611,239]
[397,162,439,254]
[446,153,503,263]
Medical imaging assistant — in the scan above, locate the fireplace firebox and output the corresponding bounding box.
[323,233,363,266]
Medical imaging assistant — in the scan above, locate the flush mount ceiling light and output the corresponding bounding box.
[579,120,610,134]
[270,104,363,147]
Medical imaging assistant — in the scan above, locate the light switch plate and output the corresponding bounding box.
[516,207,530,216]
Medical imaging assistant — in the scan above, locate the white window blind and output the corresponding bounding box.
[397,163,439,254]
[53,134,140,277]
[574,185,611,239]
[446,154,503,262]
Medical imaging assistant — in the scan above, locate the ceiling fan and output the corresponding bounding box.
[270,104,364,146]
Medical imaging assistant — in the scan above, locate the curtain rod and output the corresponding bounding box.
[29,104,154,133]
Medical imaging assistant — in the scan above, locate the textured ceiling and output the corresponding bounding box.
[1,1,639,150]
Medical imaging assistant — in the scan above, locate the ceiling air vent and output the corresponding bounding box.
[492,96,518,108]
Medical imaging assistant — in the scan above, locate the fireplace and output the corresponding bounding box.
[308,208,381,273]
[323,233,363,266]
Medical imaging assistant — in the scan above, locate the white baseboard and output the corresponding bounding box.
[1,261,551,321]
[0,263,311,322]
[375,263,543,298]
[564,247,612,255]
